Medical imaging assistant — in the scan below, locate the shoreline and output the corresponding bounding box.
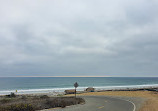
[0,86,157,97]
[0,85,158,95]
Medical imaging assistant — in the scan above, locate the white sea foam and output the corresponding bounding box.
[94,84,158,90]
[0,87,87,95]
[0,84,158,95]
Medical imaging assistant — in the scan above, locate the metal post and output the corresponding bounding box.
[75,87,76,98]
[74,82,79,98]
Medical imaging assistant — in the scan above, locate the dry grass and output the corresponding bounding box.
[139,98,158,111]
[67,91,158,98]
[66,91,158,111]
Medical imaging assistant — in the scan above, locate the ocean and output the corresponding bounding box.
[0,77,158,95]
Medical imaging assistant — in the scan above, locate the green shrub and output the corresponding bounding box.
[57,94,63,97]
[0,96,85,111]
[0,103,35,111]
[0,98,12,103]
[40,95,49,99]
[11,92,16,97]
[21,95,27,99]
[60,100,66,108]
[32,96,40,99]
[5,92,16,98]
[46,97,85,108]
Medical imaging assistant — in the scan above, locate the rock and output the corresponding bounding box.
[86,87,95,92]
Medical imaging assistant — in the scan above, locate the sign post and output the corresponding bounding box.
[74,82,79,98]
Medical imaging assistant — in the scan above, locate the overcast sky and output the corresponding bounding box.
[0,0,158,77]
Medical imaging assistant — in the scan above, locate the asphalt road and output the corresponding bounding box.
[44,96,136,111]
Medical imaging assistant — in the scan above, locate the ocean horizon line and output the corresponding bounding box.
[0,76,110,77]
[0,76,158,78]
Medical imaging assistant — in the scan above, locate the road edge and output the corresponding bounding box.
[106,96,136,111]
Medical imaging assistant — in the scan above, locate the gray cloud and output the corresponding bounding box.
[0,0,158,77]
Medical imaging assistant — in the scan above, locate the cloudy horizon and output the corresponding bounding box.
[0,0,158,77]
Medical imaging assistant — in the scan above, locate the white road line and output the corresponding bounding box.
[107,96,136,111]
[124,99,136,111]
[98,106,104,109]
[74,96,136,111]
